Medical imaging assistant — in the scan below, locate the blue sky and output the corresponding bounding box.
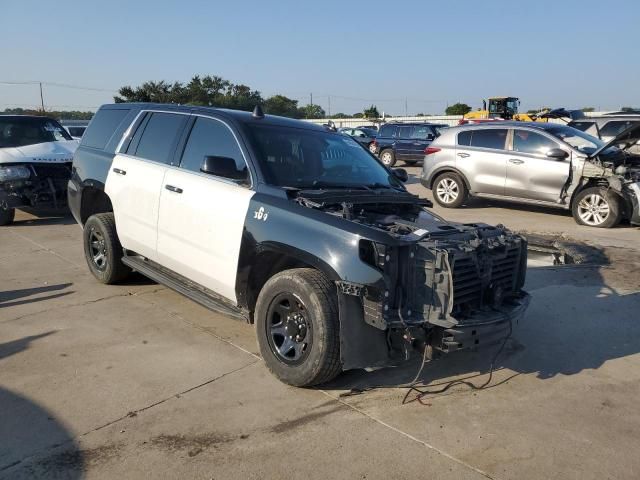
[2,0,639,115]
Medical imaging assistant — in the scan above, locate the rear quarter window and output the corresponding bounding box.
[82,109,130,149]
[457,130,472,146]
[599,120,639,137]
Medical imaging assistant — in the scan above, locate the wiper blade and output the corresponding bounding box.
[307,181,371,190]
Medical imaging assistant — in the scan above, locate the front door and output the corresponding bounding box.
[505,129,570,202]
[156,116,254,303]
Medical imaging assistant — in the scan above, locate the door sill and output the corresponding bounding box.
[122,254,248,321]
[473,193,568,209]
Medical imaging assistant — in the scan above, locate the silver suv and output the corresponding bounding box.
[420,122,640,228]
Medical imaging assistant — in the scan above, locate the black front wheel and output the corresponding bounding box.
[255,268,341,386]
[0,207,15,226]
[83,213,131,284]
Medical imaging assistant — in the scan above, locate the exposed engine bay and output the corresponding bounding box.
[295,189,530,358]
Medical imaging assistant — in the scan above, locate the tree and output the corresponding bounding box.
[445,103,472,115]
[298,104,326,119]
[330,113,351,119]
[621,107,640,113]
[2,107,93,120]
[581,107,595,112]
[363,105,380,119]
[263,95,300,118]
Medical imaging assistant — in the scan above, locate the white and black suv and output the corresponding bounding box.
[69,103,530,386]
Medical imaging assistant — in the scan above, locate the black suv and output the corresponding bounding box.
[69,103,530,386]
[373,122,447,166]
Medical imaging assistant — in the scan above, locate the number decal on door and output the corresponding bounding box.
[254,206,269,221]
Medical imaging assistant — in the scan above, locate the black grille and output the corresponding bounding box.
[452,246,520,310]
[30,163,72,180]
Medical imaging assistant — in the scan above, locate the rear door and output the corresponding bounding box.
[456,128,509,195]
[395,125,415,161]
[406,125,435,162]
[105,111,188,260]
[505,128,570,202]
[156,115,254,303]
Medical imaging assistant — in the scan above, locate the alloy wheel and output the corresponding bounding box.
[88,228,108,271]
[577,193,610,226]
[436,178,459,204]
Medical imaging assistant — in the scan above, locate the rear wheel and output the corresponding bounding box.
[379,149,396,167]
[368,142,378,154]
[432,172,467,208]
[0,207,15,226]
[83,213,131,284]
[255,268,341,387]
[572,187,622,228]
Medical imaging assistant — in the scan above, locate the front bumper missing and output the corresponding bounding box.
[435,293,530,353]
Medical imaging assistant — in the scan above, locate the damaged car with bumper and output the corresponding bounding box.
[0,115,78,225]
[70,103,530,386]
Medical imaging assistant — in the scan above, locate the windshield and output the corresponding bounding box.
[546,125,605,155]
[246,124,404,190]
[0,117,72,148]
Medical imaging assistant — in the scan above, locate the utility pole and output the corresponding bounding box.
[39,82,45,113]
[328,95,331,117]
[404,97,408,117]
[310,93,313,107]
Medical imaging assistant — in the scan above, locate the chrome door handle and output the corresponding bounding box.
[457,152,470,158]
[112,168,126,175]
[509,159,525,165]
[165,185,183,194]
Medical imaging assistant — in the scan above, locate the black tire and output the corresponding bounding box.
[83,213,131,284]
[0,207,15,226]
[255,268,341,387]
[379,149,396,167]
[432,172,468,208]
[368,142,377,154]
[572,187,622,228]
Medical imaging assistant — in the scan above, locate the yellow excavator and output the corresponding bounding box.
[463,96,549,122]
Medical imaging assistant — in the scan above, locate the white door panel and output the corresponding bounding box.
[157,168,254,303]
[105,155,166,260]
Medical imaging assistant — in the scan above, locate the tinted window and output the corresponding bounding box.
[513,130,558,155]
[180,117,245,173]
[379,125,397,138]
[398,126,414,139]
[67,126,86,137]
[134,113,187,164]
[82,109,129,149]
[411,125,434,140]
[568,121,595,132]
[599,120,639,137]
[469,129,508,150]
[458,131,472,146]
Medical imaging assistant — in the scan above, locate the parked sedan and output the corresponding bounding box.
[339,127,377,153]
[421,122,640,228]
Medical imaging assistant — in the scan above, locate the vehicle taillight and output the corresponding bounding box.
[424,147,441,155]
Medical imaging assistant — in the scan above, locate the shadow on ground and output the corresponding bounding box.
[10,209,76,227]
[0,333,85,479]
[322,261,640,401]
[0,284,74,309]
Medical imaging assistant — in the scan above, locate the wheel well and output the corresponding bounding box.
[245,251,316,322]
[80,188,113,225]
[430,168,470,190]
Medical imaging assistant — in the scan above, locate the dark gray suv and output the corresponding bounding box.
[421,122,640,228]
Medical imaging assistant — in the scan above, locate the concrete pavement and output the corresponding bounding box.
[1,204,639,479]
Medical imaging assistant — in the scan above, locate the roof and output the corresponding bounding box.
[99,103,326,131]
[449,121,567,132]
[381,122,444,127]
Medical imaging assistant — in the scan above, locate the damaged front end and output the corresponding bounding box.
[296,189,530,369]
[0,162,72,211]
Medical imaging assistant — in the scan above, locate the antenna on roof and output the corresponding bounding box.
[252,104,264,119]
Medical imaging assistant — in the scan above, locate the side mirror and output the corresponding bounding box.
[201,156,248,181]
[392,168,408,182]
[546,148,569,160]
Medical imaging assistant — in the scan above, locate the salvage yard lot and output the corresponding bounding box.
[2,175,640,479]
